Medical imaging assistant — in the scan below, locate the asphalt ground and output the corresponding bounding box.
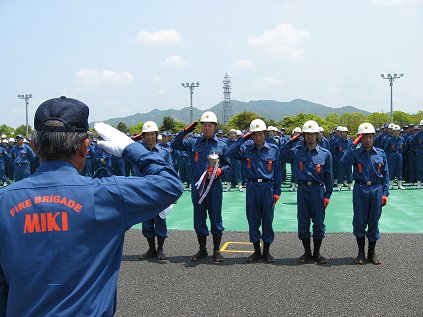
[116,230,423,317]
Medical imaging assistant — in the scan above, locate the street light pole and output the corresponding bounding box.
[18,94,33,138]
[181,82,200,123]
[381,73,403,123]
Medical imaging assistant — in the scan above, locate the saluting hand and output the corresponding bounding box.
[353,134,363,146]
[290,133,302,142]
[184,121,198,133]
[243,132,253,140]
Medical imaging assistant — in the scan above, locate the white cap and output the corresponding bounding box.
[292,127,302,134]
[302,120,320,133]
[358,122,376,134]
[249,119,267,132]
[142,121,159,133]
[200,111,218,124]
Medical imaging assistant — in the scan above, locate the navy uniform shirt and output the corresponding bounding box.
[12,143,36,164]
[341,144,390,196]
[227,138,282,195]
[0,143,183,316]
[281,142,333,198]
[171,132,230,180]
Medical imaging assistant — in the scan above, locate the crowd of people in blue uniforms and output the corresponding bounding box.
[1,94,422,316]
[1,114,423,266]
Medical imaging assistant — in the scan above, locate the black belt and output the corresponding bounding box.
[355,180,382,186]
[248,178,273,183]
[15,163,29,167]
[297,180,322,186]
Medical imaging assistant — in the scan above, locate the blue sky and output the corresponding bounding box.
[1,0,422,128]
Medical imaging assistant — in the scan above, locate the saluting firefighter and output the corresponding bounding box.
[138,121,174,261]
[171,111,230,263]
[341,123,389,265]
[280,120,333,264]
[227,119,282,263]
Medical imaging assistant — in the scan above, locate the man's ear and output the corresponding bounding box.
[79,138,90,157]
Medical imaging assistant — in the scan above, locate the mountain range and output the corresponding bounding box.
[91,99,370,127]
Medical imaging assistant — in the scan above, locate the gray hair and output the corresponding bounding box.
[31,120,89,160]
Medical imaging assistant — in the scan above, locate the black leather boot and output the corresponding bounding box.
[156,237,166,261]
[212,235,223,263]
[298,238,313,263]
[313,238,327,264]
[247,242,262,262]
[191,235,208,261]
[262,242,274,263]
[354,236,366,265]
[367,239,381,265]
[139,237,157,260]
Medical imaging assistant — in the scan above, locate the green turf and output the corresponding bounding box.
[133,183,423,233]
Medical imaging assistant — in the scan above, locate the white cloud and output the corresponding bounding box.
[231,58,255,71]
[162,54,187,67]
[152,76,162,83]
[255,76,284,89]
[135,29,181,45]
[248,23,310,59]
[76,69,134,87]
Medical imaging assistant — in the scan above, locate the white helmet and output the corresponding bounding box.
[302,120,320,133]
[340,126,348,132]
[157,134,163,140]
[267,125,278,132]
[336,126,342,131]
[292,127,302,134]
[200,111,218,124]
[388,123,395,129]
[1,139,8,143]
[142,121,159,133]
[358,122,376,134]
[236,130,242,136]
[249,119,267,132]
[8,137,15,143]
[420,119,423,126]
[1,134,6,139]
[229,128,237,133]
[393,125,400,131]
[318,126,324,132]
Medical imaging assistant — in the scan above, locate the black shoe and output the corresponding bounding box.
[139,237,157,260]
[191,249,208,261]
[213,250,223,263]
[156,237,166,260]
[262,242,274,263]
[298,252,313,263]
[367,240,381,265]
[355,236,366,265]
[313,238,327,264]
[247,251,262,263]
[139,248,157,260]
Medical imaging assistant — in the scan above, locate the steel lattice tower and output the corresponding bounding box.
[222,73,233,124]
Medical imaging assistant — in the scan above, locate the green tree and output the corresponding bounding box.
[116,122,129,133]
[160,116,185,133]
[392,111,412,128]
[325,113,340,130]
[0,124,14,137]
[366,112,390,129]
[129,122,144,135]
[227,112,262,131]
[339,112,366,135]
[14,124,32,137]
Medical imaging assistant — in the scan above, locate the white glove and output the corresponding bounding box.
[94,122,134,157]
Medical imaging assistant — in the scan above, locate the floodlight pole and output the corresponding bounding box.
[18,94,32,138]
[181,82,200,123]
[381,73,403,123]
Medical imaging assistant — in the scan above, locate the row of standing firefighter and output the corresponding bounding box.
[136,111,392,266]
